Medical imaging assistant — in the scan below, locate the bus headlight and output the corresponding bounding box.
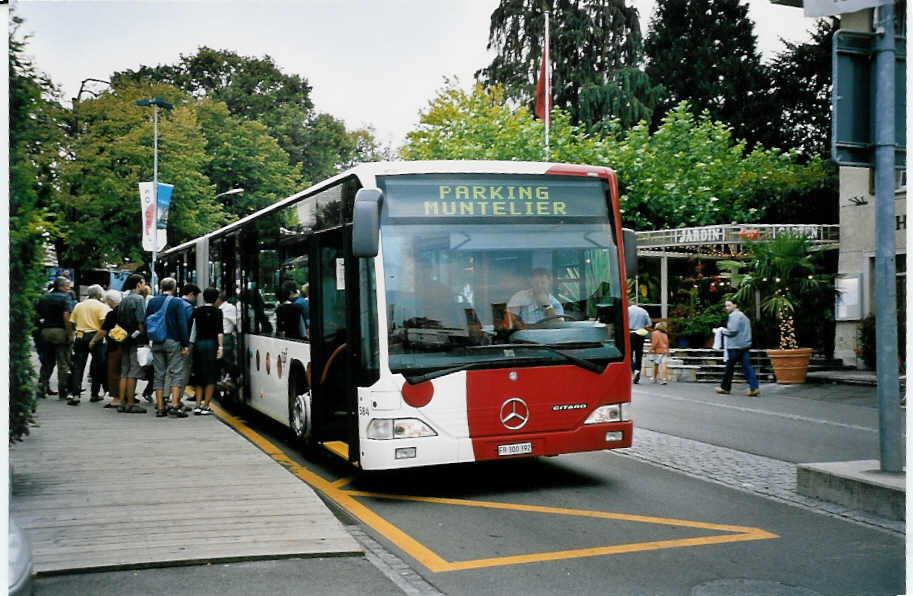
[366,418,437,440]
[584,403,631,424]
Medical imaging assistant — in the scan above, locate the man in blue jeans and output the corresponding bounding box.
[715,299,760,396]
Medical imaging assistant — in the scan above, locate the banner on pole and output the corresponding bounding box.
[139,182,174,252]
[535,46,548,120]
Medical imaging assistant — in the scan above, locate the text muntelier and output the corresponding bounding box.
[426,184,567,216]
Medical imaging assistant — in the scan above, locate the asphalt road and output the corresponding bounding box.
[630,381,895,463]
[34,383,905,596]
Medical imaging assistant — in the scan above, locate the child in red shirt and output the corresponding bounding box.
[649,321,670,384]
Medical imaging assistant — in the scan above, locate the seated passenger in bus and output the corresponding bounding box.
[507,268,564,325]
[276,280,307,339]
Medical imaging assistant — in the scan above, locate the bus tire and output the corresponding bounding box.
[288,367,314,451]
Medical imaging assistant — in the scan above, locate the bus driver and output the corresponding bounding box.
[507,268,564,325]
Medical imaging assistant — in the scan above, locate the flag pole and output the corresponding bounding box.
[544,10,550,160]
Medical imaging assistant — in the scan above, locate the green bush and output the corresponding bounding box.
[858,312,906,371]
[677,302,728,339]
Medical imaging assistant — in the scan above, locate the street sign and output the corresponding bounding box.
[832,30,906,167]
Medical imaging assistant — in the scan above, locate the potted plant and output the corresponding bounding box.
[719,231,832,384]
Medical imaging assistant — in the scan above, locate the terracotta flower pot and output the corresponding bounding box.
[766,348,813,384]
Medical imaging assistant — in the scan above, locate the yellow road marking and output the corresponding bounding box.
[212,403,779,573]
[323,440,350,460]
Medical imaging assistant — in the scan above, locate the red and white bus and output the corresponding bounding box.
[158,161,637,470]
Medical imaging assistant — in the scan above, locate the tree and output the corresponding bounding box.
[113,47,313,126]
[401,82,832,231]
[401,80,604,163]
[58,80,230,266]
[195,99,301,217]
[766,18,838,160]
[112,47,389,183]
[477,0,664,131]
[722,232,832,350]
[644,0,773,150]
[9,14,61,441]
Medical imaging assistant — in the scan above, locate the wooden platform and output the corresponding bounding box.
[10,397,361,575]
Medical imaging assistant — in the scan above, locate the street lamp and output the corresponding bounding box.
[215,188,244,199]
[136,97,174,293]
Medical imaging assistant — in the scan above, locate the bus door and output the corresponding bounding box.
[310,226,357,457]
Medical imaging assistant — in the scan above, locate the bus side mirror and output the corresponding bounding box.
[623,228,638,279]
[353,188,384,257]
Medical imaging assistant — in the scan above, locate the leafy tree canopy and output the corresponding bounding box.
[401,82,832,231]
[59,80,230,265]
[766,18,838,160]
[113,46,313,121]
[10,13,63,441]
[477,0,664,131]
[644,0,773,150]
[195,99,301,217]
[113,47,389,184]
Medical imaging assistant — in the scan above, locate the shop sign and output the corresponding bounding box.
[674,226,724,244]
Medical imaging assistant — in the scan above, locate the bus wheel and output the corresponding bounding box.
[288,371,313,449]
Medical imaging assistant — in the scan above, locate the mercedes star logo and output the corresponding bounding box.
[500,397,530,430]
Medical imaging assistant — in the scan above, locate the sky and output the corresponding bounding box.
[12,0,821,150]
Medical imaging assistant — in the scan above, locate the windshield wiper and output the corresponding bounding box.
[403,361,493,385]
[471,341,605,374]
[403,341,606,384]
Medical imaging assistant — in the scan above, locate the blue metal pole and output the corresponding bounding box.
[872,3,902,472]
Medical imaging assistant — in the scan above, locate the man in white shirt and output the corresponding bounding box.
[508,268,564,325]
[627,302,652,384]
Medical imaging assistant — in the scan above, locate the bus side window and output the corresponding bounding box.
[256,216,280,335]
[279,201,311,341]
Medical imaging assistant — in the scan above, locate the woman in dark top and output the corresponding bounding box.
[276,280,307,340]
[190,287,224,416]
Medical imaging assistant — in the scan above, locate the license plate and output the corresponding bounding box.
[498,442,532,456]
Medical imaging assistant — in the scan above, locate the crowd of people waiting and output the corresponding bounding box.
[35,273,240,417]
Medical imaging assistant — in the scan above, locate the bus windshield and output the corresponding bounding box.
[378,173,625,380]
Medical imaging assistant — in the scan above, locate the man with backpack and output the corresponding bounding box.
[145,278,196,418]
[117,274,148,413]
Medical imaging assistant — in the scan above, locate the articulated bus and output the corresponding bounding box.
[158,161,637,470]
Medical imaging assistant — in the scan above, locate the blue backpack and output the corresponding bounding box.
[146,295,174,344]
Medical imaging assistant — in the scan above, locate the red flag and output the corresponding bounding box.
[534,46,548,120]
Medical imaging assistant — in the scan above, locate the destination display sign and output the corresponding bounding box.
[380,174,608,220]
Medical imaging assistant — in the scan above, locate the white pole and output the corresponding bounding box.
[151,104,159,294]
[544,10,550,160]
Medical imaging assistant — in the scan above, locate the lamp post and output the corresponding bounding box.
[215,188,244,199]
[136,97,174,293]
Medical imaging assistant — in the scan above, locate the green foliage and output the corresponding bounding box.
[611,105,834,229]
[477,0,663,131]
[402,86,832,233]
[857,308,906,370]
[59,80,230,266]
[644,0,772,151]
[676,302,727,339]
[766,18,838,160]
[722,231,833,349]
[113,47,390,185]
[857,315,877,368]
[10,14,57,442]
[401,81,604,163]
[195,99,301,217]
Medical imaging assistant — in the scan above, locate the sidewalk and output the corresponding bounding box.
[10,394,361,575]
[633,378,906,526]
